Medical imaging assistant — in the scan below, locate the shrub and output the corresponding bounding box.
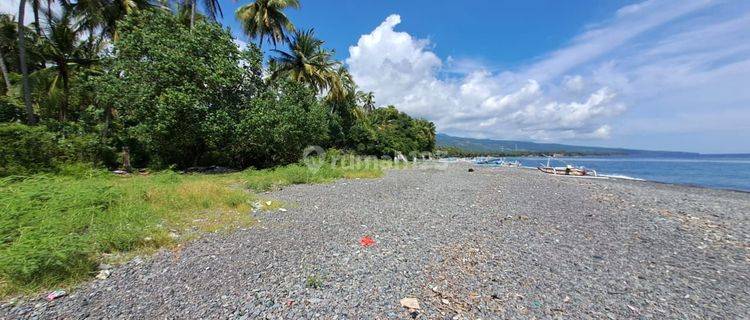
[93,10,260,168]
[0,123,59,176]
[233,81,329,168]
[0,96,24,123]
[346,106,436,157]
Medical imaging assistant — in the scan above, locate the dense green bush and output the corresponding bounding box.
[0,123,59,176]
[234,80,329,167]
[2,10,436,173]
[0,96,24,123]
[348,106,435,157]
[93,10,260,168]
[0,123,113,176]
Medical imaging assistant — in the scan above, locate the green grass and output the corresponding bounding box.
[0,160,392,297]
[305,274,324,289]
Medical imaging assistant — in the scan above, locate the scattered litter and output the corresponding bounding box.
[46,290,67,301]
[531,300,542,309]
[468,168,475,172]
[96,269,111,280]
[359,236,375,247]
[112,170,128,175]
[441,298,450,305]
[265,201,272,206]
[400,297,420,310]
[278,208,287,212]
[563,296,571,303]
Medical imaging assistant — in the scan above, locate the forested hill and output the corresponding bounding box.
[436,133,699,157]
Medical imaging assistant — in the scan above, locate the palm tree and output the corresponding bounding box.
[18,0,36,124]
[326,64,355,102]
[30,0,43,35]
[0,15,15,93]
[0,46,10,93]
[187,0,222,29]
[271,29,337,92]
[357,91,375,112]
[235,0,300,50]
[73,0,153,41]
[37,5,91,121]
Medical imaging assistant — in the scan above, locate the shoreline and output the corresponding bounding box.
[3,164,748,318]
[475,163,750,194]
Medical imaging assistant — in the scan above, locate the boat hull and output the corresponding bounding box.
[537,166,588,176]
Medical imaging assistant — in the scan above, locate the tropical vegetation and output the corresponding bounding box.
[0,0,434,296]
[0,0,434,176]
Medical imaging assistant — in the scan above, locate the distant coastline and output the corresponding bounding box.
[436,133,747,158]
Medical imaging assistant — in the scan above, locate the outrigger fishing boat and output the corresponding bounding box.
[537,156,597,177]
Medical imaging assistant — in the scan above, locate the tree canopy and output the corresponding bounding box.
[0,1,436,176]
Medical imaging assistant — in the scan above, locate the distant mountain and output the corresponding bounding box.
[435,133,699,157]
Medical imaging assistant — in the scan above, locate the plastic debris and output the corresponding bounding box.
[46,290,67,301]
[359,236,375,247]
[278,208,287,212]
[96,269,111,280]
[400,297,420,310]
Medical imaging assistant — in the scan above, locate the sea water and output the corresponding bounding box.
[498,156,750,192]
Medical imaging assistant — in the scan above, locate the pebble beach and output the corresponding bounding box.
[2,164,748,319]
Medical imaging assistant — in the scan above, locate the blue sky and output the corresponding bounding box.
[220,1,634,67]
[3,0,749,153]
[221,0,749,154]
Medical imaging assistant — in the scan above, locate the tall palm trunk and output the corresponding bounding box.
[190,0,196,29]
[59,59,69,122]
[0,47,11,93]
[46,0,52,22]
[18,0,36,124]
[32,1,41,35]
[101,105,112,139]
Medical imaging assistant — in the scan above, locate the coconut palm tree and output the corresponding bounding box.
[357,91,375,112]
[29,0,44,35]
[18,0,36,124]
[186,0,222,29]
[235,0,299,50]
[73,0,153,41]
[36,5,92,121]
[0,15,15,93]
[270,28,337,92]
[0,46,10,93]
[1,14,45,94]
[326,64,355,102]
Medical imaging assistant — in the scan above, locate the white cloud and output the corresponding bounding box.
[347,14,625,141]
[346,0,750,151]
[233,39,248,50]
[1,0,32,25]
[1,0,62,26]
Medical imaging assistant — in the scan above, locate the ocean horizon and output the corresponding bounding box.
[486,155,750,192]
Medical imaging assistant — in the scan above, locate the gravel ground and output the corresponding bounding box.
[2,163,749,319]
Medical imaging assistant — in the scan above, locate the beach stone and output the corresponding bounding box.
[2,164,748,319]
